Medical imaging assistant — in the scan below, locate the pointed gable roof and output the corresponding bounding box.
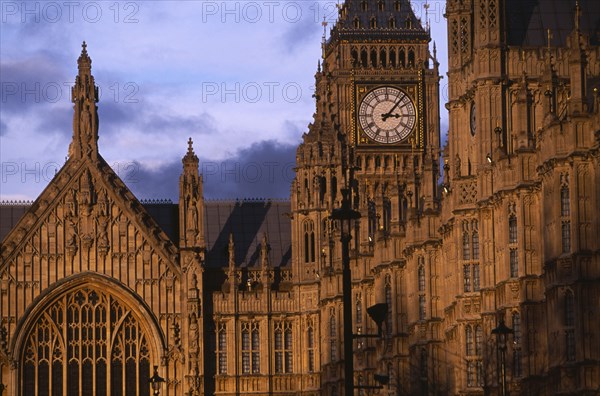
[0,43,178,271]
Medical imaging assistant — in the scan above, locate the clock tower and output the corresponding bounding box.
[292,0,442,394]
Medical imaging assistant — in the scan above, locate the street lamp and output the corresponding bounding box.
[492,318,513,396]
[148,365,165,395]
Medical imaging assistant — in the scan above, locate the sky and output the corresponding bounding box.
[0,0,448,201]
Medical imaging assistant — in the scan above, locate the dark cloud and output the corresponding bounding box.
[124,140,297,201]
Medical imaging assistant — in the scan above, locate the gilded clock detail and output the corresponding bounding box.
[358,86,416,144]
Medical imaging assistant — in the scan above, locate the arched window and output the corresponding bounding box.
[355,294,363,324]
[385,274,393,333]
[368,201,377,242]
[370,17,377,29]
[274,321,293,374]
[303,220,315,263]
[217,322,227,375]
[408,49,415,66]
[389,17,396,28]
[389,48,397,67]
[462,232,471,260]
[383,198,391,232]
[561,185,570,217]
[378,0,385,11]
[565,290,575,326]
[472,230,479,260]
[371,48,378,68]
[329,308,337,361]
[465,325,473,356]
[21,287,152,396]
[361,48,368,67]
[354,17,360,29]
[565,290,575,361]
[351,48,359,66]
[361,0,368,11]
[509,214,517,244]
[399,49,406,67]
[380,48,387,67]
[418,262,425,292]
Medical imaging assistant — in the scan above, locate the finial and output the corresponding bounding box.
[322,17,328,42]
[575,0,581,31]
[81,41,88,55]
[318,60,321,73]
[187,137,194,154]
[433,41,437,59]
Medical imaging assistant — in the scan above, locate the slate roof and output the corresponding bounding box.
[328,0,429,44]
[0,200,292,269]
[506,0,600,46]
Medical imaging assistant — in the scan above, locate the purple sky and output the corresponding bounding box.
[0,1,448,201]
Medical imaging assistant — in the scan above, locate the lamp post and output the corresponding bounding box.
[492,318,513,396]
[148,365,165,396]
[331,187,361,396]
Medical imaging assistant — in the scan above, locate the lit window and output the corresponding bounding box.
[217,323,227,375]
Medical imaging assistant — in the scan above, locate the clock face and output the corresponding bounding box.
[358,86,416,144]
[470,102,476,136]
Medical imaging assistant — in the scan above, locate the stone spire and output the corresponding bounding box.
[179,138,205,249]
[69,41,99,160]
[567,0,588,115]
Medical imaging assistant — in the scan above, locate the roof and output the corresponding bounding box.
[203,200,292,269]
[506,0,600,46]
[327,0,429,46]
[1,200,292,269]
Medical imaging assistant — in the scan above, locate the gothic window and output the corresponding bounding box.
[368,200,377,242]
[509,214,517,244]
[512,313,522,377]
[355,294,363,324]
[331,176,337,202]
[389,17,396,28]
[361,0,368,11]
[389,48,396,66]
[565,290,575,326]
[241,322,260,374]
[370,17,377,29]
[562,222,571,253]
[395,0,401,11]
[385,274,393,334]
[21,287,151,396]
[370,48,378,68]
[465,326,473,356]
[462,232,471,260]
[307,320,315,372]
[274,321,293,374]
[319,176,327,203]
[380,48,387,67]
[330,308,337,362]
[351,48,359,66]
[418,295,426,320]
[420,348,427,378]
[467,362,476,387]
[383,198,391,232]
[354,17,360,28]
[418,260,425,292]
[217,323,227,375]
[378,0,384,11]
[399,49,406,67]
[361,48,368,67]
[560,177,571,254]
[473,264,480,291]
[472,228,479,260]
[303,220,315,263]
[509,248,519,278]
[408,49,415,66]
[463,264,471,292]
[405,16,412,29]
[561,186,570,216]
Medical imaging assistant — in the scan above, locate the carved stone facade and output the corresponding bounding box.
[1,1,600,395]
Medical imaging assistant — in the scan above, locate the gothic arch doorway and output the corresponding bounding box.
[16,279,163,396]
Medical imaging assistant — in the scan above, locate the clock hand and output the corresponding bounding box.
[381,98,404,121]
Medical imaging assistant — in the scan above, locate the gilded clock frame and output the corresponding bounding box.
[353,80,424,150]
